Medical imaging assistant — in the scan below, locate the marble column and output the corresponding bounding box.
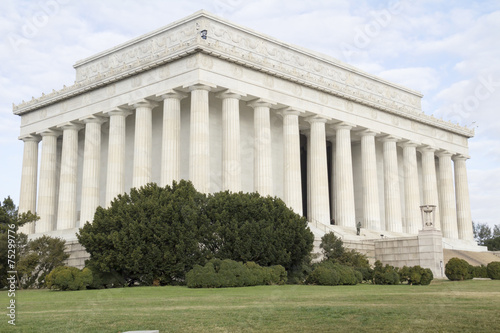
[189,84,212,194]
[132,99,158,189]
[217,90,244,192]
[105,108,132,206]
[56,122,83,230]
[419,146,441,230]
[36,130,60,233]
[79,116,106,225]
[453,155,474,241]
[333,122,355,228]
[437,151,459,239]
[282,109,303,215]
[158,90,186,187]
[307,116,330,225]
[400,141,421,234]
[248,100,273,196]
[18,134,40,234]
[360,130,381,230]
[381,136,402,233]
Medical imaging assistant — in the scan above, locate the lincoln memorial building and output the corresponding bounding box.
[13,11,485,273]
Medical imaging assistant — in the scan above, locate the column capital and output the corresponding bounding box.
[452,154,470,161]
[398,140,420,148]
[246,98,276,109]
[19,133,41,143]
[79,114,107,124]
[37,128,62,137]
[378,134,401,143]
[156,89,188,101]
[358,129,379,137]
[56,121,84,131]
[184,81,216,92]
[215,89,246,100]
[305,115,329,124]
[129,98,159,109]
[436,150,454,158]
[331,121,355,130]
[104,107,133,117]
[277,107,305,117]
[418,145,438,154]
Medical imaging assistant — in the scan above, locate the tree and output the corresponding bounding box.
[473,222,500,250]
[17,235,69,288]
[78,181,314,286]
[78,181,209,286]
[204,191,314,271]
[0,197,38,288]
[473,222,492,245]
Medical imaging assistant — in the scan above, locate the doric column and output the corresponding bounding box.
[400,141,421,234]
[360,130,381,230]
[381,136,402,233]
[132,99,158,189]
[419,146,441,230]
[157,90,187,187]
[333,122,356,228]
[36,129,60,233]
[248,100,273,196]
[437,151,458,239]
[56,122,83,230]
[453,155,474,241]
[307,116,330,225]
[18,134,40,234]
[189,84,212,194]
[79,116,106,225]
[105,108,132,206]
[217,90,244,192]
[305,131,311,220]
[282,108,303,215]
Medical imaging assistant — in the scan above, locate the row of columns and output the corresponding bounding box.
[304,118,473,241]
[17,87,474,241]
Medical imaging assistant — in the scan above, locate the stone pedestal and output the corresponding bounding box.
[418,229,444,278]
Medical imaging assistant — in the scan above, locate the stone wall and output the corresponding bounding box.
[374,229,445,278]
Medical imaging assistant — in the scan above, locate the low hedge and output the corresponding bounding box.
[306,261,362,286]
[46,266,93,291]
[186,259,287,288]
[398,265,433,285]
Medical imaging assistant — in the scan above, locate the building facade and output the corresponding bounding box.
[14,11,476,252]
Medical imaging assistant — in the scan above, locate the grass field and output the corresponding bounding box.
[1,279,500,332]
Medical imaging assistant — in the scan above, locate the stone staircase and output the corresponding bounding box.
[443,249,500,266]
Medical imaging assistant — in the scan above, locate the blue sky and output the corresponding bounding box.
[1,0,499,228]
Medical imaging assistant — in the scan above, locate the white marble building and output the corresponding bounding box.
[14,11,478,254]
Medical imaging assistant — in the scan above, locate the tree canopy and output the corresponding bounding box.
[77,181,314,286]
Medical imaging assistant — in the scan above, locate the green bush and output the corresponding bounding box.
[445,258,472,281]
[373,261,399,285]
[306,261,360,286]
[471,265,488,278]
[487,261,500,280]
[355,266,374,282]
[406,265,433,285]
[46,266,93,291]
[186,259,286,288]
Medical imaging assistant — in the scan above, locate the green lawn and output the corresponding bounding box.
[2,279,500,332]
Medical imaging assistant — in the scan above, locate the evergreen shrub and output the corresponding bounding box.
[46,266,93,291]
[445,258,472,281]
[487,261,500,280]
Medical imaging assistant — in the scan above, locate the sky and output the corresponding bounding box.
[1,0,499,229]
